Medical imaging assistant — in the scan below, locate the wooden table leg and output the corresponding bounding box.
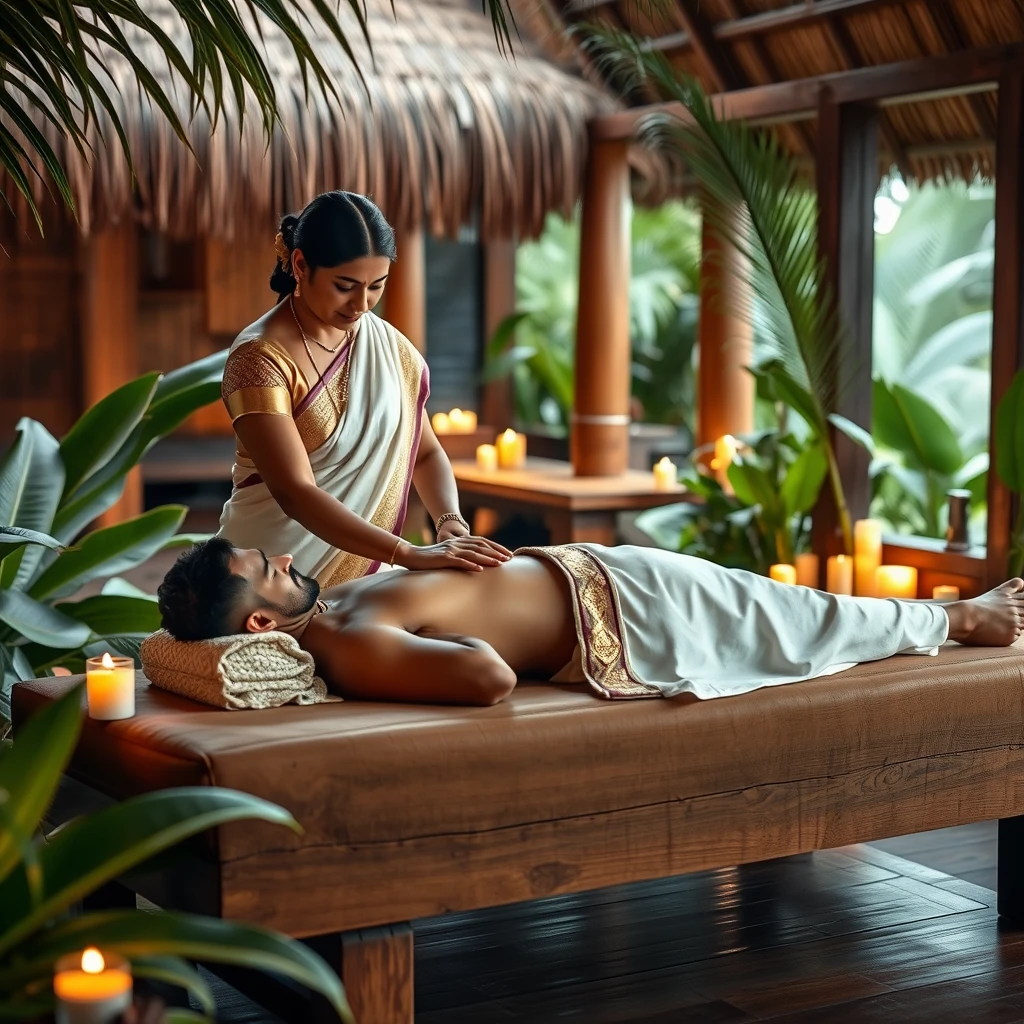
[999,816,1024,927]
[547,509,618,546]
[340,924,414,1024]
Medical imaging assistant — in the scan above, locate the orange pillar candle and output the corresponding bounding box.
[795,552,820,588]
[769,564,797,585]
[54,948,132,1024]
[85,653,135,720]
[854,518,883,597]
[933,584,960,602]
[826,554,853,595]
[431,411,451,435]
[496,429,526,469]
[652,457,679,491]
[876,565,918,599]
[476,444,498,472]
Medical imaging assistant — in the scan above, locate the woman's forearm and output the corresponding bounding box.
[412,446,463,525]
[276,484,404,565]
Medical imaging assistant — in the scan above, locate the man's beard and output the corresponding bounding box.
[274,564,321,618]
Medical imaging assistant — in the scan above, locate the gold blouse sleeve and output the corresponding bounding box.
[221,340,296,422]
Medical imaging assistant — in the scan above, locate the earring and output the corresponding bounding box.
[294,276,302,299]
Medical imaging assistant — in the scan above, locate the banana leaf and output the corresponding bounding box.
[996,369,1024,493]
[53,595,163,638]
[873,379,963,475]
[0,590,91,649]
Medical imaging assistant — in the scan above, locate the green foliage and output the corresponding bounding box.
[996,369,1024,577]
[0,353,226,718]
[635,430,825,573]
[0,685,353,1022]
[484,202,701,434]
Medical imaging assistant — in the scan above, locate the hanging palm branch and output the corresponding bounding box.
[0,0,519,232]
[577,25,858,554]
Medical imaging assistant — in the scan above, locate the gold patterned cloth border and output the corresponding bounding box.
[516,546,662,700]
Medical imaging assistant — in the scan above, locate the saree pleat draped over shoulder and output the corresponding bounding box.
[217,311,429,585]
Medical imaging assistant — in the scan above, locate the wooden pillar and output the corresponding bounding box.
[572,139,632,477]
[480,239,517,431]
[986,71,1024,587]
[385,227,426,353]
[340,924,414,1024]
[696,200,754,450]
[811,94,878,560]
[82,222,140,525]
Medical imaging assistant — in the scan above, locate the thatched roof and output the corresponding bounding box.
[5,0,617,241]
[536,0,1024,183]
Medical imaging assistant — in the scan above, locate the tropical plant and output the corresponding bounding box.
[580,28,859,554]
[0,683,353,1022]
[1,1,517,232]
[483,202,701,433]
[635,427,826,574]
[995,369,1024,578]
[0,352,227,718]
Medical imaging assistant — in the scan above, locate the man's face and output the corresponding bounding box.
[229,548,320,630]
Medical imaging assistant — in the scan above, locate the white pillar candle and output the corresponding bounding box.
[769,563,797,585]
[431,411,451,435]
[476,443,498,472]
[876,565,918,599]
[86,653,135,721]
[496,429,526,469]
[652,456,679,491]
[54,948,132,1024]
[854,518,883,597]
[826,554,853,595]
[795,552,820,588]
[932,584,960,602]
[711,434,738,493]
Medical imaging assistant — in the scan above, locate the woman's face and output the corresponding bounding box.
[293,252,390,332]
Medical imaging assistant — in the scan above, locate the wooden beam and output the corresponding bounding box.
[82,222,141,526]
[812,94,878,562]
[591,42,1018,142]
[572,140,632,477]
[384,228,426,353]
[480,240,517,432]
[675,0,741,92]
[986,71,1024,587]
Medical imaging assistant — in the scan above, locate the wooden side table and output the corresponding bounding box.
[452,457,695,545]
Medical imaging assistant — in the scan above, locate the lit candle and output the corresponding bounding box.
[652,456,679,491]
[826,554,853,595]
[854,518,883,597]
[496,429,526,469]
[933,584,960,602]
[795,552,820,588]
[86,653,135,721]
[876,565,918,599]
[446,408,477,433]
[54,948,132,1024]
[769,564,797,585]
[431,411,451,435]
[476,443,498,472]
[711,434,738,493]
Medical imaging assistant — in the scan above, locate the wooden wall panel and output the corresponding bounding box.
[204,237,277,336]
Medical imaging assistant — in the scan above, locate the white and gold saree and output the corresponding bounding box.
[217,311,428,586]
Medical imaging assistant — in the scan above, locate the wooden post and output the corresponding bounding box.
[385,227,426,353]
[572,138,631,477]
[986,71,1024,588]
[340,925,414,1024]
[696,200,754,450]
[811,94,878,562]
[999,814,1024,927]
[480,239,517,431]
[82,222,141,526]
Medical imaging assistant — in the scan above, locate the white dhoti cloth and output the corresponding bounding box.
[520,544,949,701]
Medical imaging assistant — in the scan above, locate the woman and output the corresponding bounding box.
[217,191,510,585]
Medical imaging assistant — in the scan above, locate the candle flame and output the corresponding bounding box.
[100,652,114,670]
[656,457,672,469]
[501,428,517,442]
[81,948,105,974]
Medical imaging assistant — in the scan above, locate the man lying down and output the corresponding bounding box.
[156,538,1024,706]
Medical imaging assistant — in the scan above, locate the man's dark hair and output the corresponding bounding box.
[157,537,252,641]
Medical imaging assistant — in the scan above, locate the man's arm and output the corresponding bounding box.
[319,623,517,706]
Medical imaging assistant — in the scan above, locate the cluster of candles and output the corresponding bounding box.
[476,429,527,471]
[431,408,478,434]
[768,519,959,600]
[54,948,132,1023]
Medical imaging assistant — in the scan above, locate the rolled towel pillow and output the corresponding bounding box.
[141,629,338,710]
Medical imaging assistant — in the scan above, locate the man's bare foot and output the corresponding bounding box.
[945,579,1024,646]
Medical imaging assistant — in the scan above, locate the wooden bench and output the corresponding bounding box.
[13,640,1024,1022]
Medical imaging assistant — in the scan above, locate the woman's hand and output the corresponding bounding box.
[395,535,513,572]
[436,517,471,543]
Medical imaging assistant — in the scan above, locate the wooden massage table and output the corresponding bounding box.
[13,640,1024,1022]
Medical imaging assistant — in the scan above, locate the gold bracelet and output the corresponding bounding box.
[388,535,402,567]
[435,512,469,533]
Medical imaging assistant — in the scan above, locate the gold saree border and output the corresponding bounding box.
[517,545,662,700]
